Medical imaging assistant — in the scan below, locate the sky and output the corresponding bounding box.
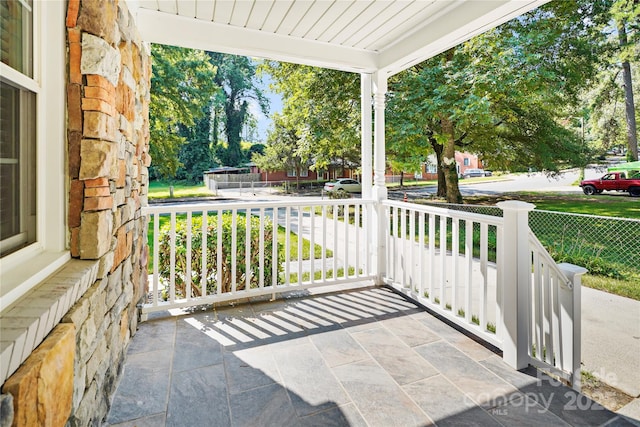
[250,72,282,143]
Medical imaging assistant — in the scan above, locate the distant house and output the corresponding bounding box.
[248,162,359,182]
[248,163,319,182]
[421,152,487,179]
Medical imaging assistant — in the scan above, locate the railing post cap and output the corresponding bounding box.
[496,200,536,212]
[558,262,588,277]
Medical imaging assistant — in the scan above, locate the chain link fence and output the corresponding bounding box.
[417,201,640,280]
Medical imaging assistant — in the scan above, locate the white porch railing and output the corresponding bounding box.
[141,199,376,318]
[382,199,585,389]
[141,198,584,388]
[382,200,504,348]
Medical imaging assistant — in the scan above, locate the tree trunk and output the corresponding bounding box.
[400,171,404,187]
[430,139,447,198]
[440,116,463,204]
[619,21,638,161]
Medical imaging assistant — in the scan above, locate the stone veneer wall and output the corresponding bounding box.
[0,1,151,426]
[64,0,151,424]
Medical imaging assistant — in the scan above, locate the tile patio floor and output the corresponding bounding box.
[104,285,633,427]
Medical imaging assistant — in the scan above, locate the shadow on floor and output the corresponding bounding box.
[104,286,634,427]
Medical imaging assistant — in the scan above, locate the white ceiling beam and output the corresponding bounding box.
[136,8,378,73]
[378,0,550,76]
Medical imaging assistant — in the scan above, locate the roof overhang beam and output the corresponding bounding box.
[136,8,379,73]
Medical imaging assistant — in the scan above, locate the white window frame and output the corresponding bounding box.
[286,169,296,177]
[0,0,68,312]
[299,168,309,178]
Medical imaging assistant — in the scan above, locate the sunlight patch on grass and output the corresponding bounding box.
[148,181,214,199]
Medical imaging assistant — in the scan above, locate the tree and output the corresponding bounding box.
[177,101,215,183]
[209,53,269,166]
[259,62,361,173]
[387,0,602,202]
[149,45,217,181]
[589,0,639,160]
[252,113,307,187]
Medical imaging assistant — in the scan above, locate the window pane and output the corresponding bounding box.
[0,80,36,256]
[0,0,33,77]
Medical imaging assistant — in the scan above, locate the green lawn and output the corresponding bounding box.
[582,274,640,301]
[460,193,640,300]
[505,192,640,219]
[148,180,215,199]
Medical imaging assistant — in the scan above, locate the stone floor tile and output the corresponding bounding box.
[351,326,438,385]
[378,314,441,347]
[357,297,421,316]
[295,298,361,324]
[106,350,172,424]
[250,297,300,314]
[126,317,176,355]
[229,383,298,427]
[437,406,502,427]
[214,303,255,320]
[272,342,350,417]
[106,412,166,427]
[480,355,540,389]
[298,403,368,427]
[327,292,399,317]
[249,311,306,334]
[166,365,230,427]
[172,318,224,372]
[309,328,369,367]
[105,286,625,427]
[415,312,496,360]
[488,394,570,427]
[518,377,619,426]
[617,398,640,426]
[224,347,281,395]
[414,340,517,406]
[332,359,430,427]
[275,304,337,329]
[402,374,477,422]
[320,294,388,318]
[606,415,640,427]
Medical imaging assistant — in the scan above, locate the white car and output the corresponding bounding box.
[323,178,362,193]
[461,168,492,178]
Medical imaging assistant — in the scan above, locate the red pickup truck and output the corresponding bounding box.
[579,172,640,197]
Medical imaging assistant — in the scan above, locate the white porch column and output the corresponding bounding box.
[497,200,535,370]
[360,73,373,199]
[371,72,388,285]
[372,72,388,198]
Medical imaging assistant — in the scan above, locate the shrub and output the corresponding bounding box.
[157,213,281,299]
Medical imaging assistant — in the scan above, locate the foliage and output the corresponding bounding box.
[210,53,269,167]
[252,113,306,176]
[149,45,218,181]
[157,214,279,298]
[177,102,215,183]
[258,62,361,172]
[586,0,639,160]
[388,0,604,201]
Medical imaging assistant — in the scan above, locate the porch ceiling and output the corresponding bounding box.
[135,0,548,75]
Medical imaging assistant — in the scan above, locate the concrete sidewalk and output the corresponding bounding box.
[582,286,640,422]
